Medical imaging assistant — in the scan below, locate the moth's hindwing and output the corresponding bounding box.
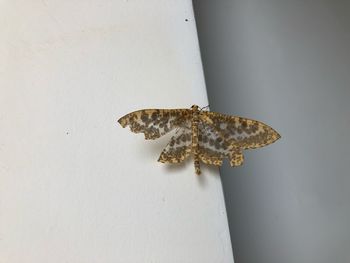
[158,121,192,163]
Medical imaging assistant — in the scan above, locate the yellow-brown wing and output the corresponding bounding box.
[200,111,280,149]
[158,121,192,164]
[118,108,191,140]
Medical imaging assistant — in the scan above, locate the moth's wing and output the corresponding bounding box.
[118,109,191,140]
[201,111,281,150]
[198,121,244,167]
[158,121,192,164]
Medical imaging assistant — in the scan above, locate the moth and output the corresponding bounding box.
[118,105,280,175]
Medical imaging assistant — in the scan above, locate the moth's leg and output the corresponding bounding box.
[229,152,244,167]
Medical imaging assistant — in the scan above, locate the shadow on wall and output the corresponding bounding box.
[193,0,350,263]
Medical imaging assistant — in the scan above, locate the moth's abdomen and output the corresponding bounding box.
[191,105,201,174]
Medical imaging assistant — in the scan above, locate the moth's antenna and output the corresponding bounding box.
[200,105,210,111]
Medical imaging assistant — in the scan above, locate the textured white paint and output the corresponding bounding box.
[0,0,233,262]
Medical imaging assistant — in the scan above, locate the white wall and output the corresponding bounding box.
[0,1,234,262]
[193,1,350,263]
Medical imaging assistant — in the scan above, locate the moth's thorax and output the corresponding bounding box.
[191,105,200,123]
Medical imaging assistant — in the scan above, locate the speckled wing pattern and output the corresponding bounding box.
[197,122,244,167]
[118,105,280,175]
[118,109,191,140]
[158,121,192,164]
[199,111,280,167]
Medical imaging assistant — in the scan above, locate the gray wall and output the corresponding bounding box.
[193,1,350,263]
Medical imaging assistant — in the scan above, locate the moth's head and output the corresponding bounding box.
[191,105,199,111]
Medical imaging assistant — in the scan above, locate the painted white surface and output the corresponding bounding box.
[0,1,233,262]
